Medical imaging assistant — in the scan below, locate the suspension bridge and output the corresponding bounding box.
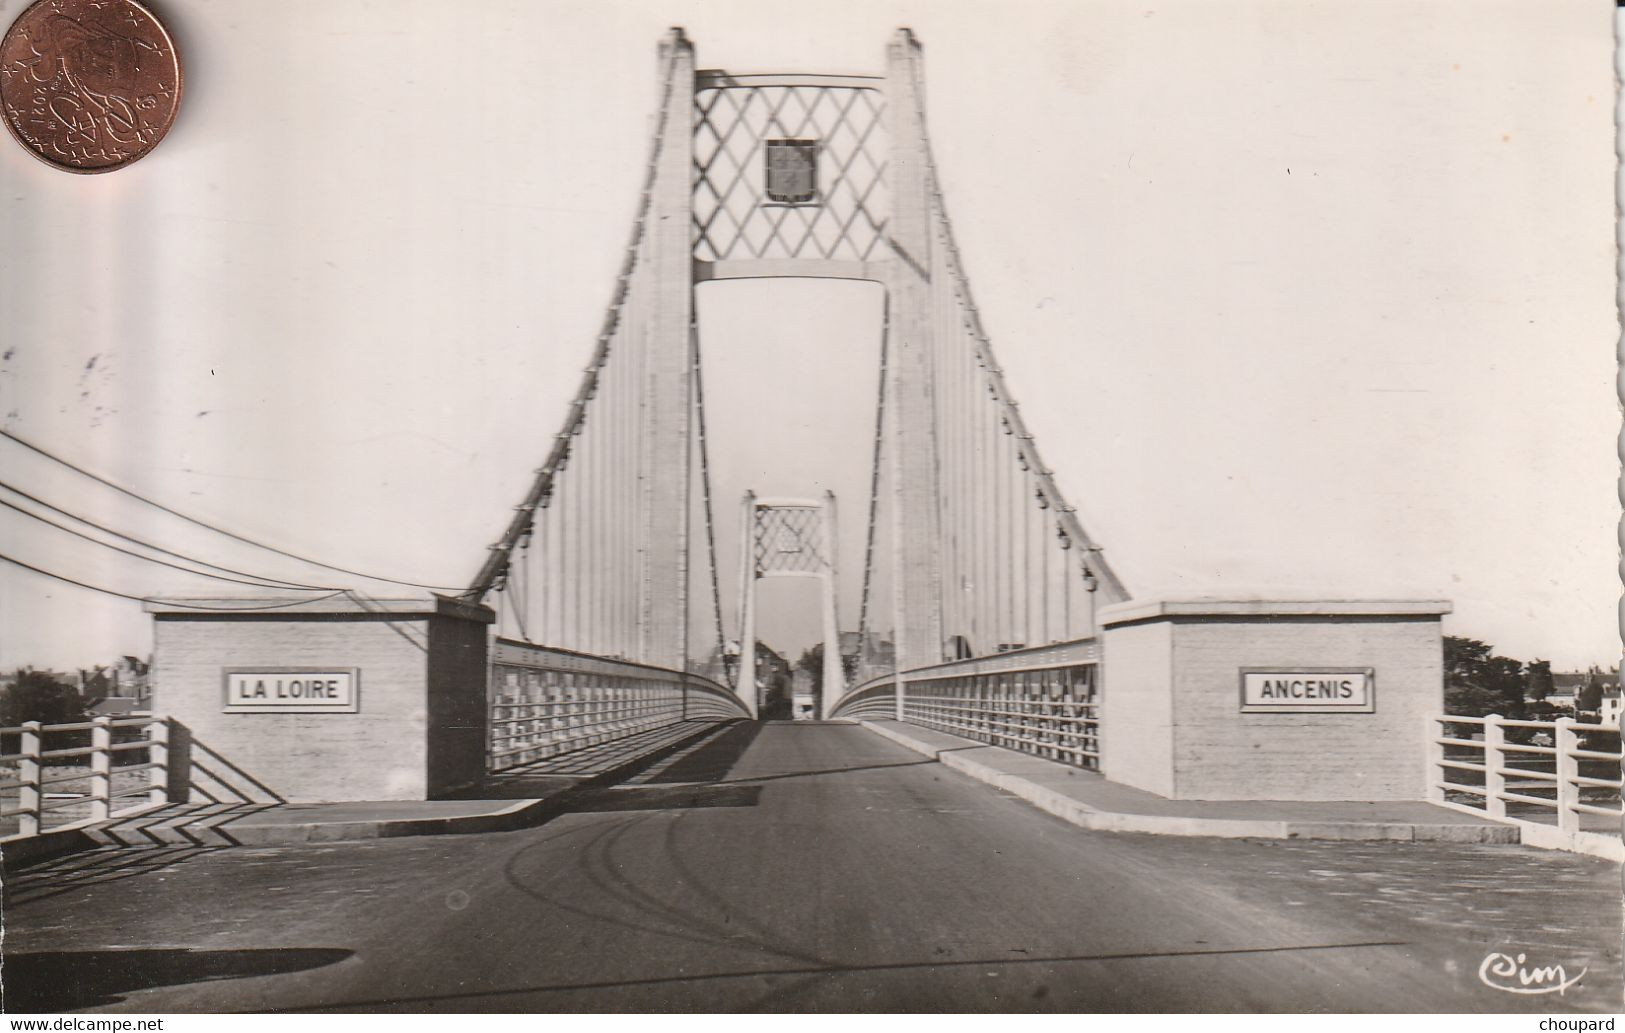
[459,27,1125,727]
[0,28,1619,1014]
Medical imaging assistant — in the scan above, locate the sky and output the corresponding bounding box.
[0,0,1617,672]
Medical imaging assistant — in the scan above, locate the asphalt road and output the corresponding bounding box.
[4,721,1620,1012]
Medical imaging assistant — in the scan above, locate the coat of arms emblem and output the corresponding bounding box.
[765,139,818,204]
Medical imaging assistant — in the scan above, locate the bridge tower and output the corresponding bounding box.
[469,28,1128,710]
[654,26,958,676]
[737,493,843,720]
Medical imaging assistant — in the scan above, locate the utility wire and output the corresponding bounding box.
[0,495,339,591]
[0,479,339,591]
[0,428,459,592]
[0,551,347,610]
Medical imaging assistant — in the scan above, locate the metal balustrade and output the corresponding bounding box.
[1428,712,1622,855]
[489,638,748,771]
[0,715,168,838]
[832,638,1101,770]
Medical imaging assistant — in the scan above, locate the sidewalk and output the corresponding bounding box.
[859,719,1522,845]
[2,719,734,867]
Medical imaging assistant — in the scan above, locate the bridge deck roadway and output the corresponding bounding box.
[3,722,1619,1013]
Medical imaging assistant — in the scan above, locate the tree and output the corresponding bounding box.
[1526,660,1554,701]
[1577,666,1605,715]
[1442,636,1527,719]
[1,669,88,727]
[1444,636,1491,683]
[1444,679,1503,718]
[794,643,824,688]
[1525,698,1567,721]
[1480,654,1528,719]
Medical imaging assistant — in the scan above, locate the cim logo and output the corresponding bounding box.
[1478,951,1586,996]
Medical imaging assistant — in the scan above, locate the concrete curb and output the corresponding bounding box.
[177,797,553,848]
[859,720,1522,845]
[7,720,735,861]
[0,802,170,870]
[188,719,737,847]
[1,825,99,869]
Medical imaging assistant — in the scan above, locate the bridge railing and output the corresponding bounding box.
[832,639,1102,770]
[489,638,747,772]
[0,715,168,839]
[1428,712,1622,855]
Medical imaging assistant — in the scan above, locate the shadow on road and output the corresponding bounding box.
[1,947,353,1012]
[600,720,963,792]
[633,721,765,784]
[3,845,229,907]
[568,783,763,812]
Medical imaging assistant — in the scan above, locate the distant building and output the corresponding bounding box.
[1545,678,1579,712]
[1599,686,1623,730]
[790,667,816,720]
[86,696,145,718]
[754,642,791,717]
[1547,670,1617,711]
[81,656,153,717]
[849,632,896,686]
[1549,668,1620,726]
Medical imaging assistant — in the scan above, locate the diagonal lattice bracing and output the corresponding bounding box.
[693,82,888,263]
[752,505,830,575]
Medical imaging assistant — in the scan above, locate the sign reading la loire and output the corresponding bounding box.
[1240,668,1374,713]
[224,669,359,713]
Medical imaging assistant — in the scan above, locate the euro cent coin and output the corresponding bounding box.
[0,0,182,173]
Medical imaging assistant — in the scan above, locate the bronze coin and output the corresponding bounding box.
[0,0,181,173]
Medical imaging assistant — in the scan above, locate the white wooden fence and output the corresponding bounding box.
[0,715,168,838]
[1428,712,1623,860]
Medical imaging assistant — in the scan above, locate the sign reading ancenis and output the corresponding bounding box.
[1240,668,1373,713]
[224,669,359,713]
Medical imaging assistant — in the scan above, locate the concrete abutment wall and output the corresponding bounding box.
[146,595,493,803]
[1099,600,1450,801]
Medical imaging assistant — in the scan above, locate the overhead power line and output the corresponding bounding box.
[0,551,347,610]
[0,495,338,592]
[0,479,337,591]
[0,428,460,592]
